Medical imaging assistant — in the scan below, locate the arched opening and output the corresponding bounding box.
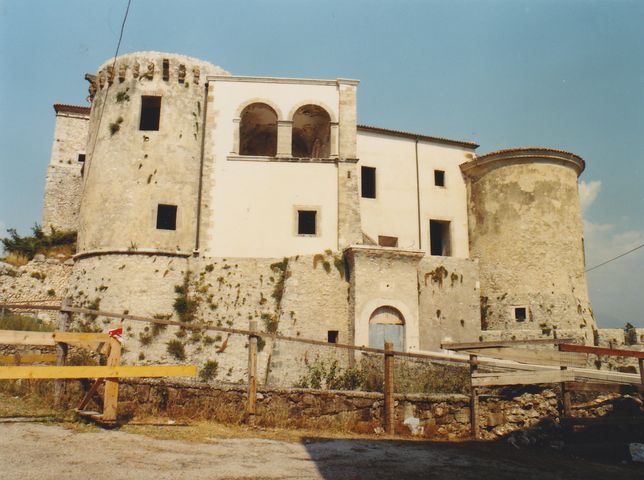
[239,103,277,156]
[369,306,405,351]
[292,104,330,158]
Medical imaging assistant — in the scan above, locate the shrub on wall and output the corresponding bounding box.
[1,224,76,260]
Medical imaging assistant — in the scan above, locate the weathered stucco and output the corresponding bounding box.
[462,149,595,343]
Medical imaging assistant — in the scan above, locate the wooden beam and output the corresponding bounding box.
[0,353,58,365]
[77,378,104,410]
[564,381,644,394]
[53,331,112,346]
[442,339,574,350]
[0,330,56,346]
[559,343,644,359]
[471,370,574,387]
[383,342,395,434]
[0,365,197,380]
[462,347,587,368]
[102,337,122,422]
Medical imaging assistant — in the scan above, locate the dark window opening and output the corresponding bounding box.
[140,96,161,131]
[162,59,169,81]
[239,103,278,156]
[291,104,331,158]
[156,204,177,230]
[434,169,445,187]
[361,166,376,198]
[327,330,339,344]
[77,154,86,163]
[514,307,527,322]
[429,220,451,256]
[378,235,398,247]
[297,210,317,235]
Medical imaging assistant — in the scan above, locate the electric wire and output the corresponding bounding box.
[82,0,133,187]
[585,243,644,273]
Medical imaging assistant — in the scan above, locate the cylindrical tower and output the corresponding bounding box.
[78,52,229,254]
[461,148,595,343]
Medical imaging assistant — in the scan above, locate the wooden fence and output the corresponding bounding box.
[1,301,643,435]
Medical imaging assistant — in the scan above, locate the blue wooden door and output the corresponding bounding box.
[369,323,404,351]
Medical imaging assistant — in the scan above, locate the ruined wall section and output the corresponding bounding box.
[417,257,481,351]
[78,52,229,254]
[462,149,595,344]
[42,106,89,232]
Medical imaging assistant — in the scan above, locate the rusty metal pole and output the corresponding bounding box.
[54,297,72,406]
[384,341,395,434]
[247,319,258,425]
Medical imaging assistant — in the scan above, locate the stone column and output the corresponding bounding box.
[330,122,339,158]
[337,79,362,248]
[277,120,293,157]
[231,118,240,154]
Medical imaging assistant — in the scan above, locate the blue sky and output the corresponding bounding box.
[0,0,642,327]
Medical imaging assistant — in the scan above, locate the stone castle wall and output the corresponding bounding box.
[78,52,229,253]
[42,108,89,232]
[463,150,594,343]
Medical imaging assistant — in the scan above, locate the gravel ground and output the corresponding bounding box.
[0,422,641,480]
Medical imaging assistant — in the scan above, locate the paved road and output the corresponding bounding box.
[0,423,640,479]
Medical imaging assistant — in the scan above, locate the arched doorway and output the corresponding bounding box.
[369,306,405,351]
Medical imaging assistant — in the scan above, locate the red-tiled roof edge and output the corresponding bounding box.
[53,104,91,115]
[357,124,479,149]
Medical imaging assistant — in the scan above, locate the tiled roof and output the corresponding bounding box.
[53,104,91,115]
[357,124,479,149]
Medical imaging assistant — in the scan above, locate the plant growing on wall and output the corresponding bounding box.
[624,322,637,345]
[174,273,198,322]
[167,339,186,360]
[1,224,76,260]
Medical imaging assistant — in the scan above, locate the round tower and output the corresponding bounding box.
[461,148,595,343]
[78,52,229,254]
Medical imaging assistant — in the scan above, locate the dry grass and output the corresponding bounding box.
[2,252,29,267]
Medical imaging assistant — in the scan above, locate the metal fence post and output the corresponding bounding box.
[384,341,395,434]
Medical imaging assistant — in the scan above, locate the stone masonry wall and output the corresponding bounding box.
[417,256,481,350]
[113,379,643,441]
[466,159,594,342]
[42,111,88,232]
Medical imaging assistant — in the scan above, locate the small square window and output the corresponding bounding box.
[514,307,527,322]
[361,166,376,199]
[156,204,177,230]
[434,170,445,187]
[297,210,317,235]
[327,330,339,343]
[77,154,86,163]
[378,235,398,247]
[140,96,161,131]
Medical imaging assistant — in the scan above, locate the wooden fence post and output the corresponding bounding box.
[384,341,395,434]
[102,336,122,422]
[639,358,644,386]
[247,319,258,425]
[558,345,572,419]
[469,354,479,439]
[54,297,72,406]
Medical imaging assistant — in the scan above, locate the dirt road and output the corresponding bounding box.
[0,422,640,479]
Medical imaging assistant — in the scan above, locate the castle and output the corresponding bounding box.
[40,52,597,382]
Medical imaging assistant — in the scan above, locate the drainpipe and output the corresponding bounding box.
[195,81,209,253]
[415,138,422,250]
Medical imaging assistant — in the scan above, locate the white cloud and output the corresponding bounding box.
[583,219,644,327]
[579,180,601,212]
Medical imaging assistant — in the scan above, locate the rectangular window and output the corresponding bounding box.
[77,154,86,163]
[434,169,445,187]
[378,235,398,248]
[156,204,177,230]
[140,96,161,131]
[297,210,317,235]
[327,330,339,344]
[361,166,376,199]
[162,59,170,81]
[429,220,451,256]
[514,307,527,322]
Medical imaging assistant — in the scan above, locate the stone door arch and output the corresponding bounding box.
[369,306,405,351]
